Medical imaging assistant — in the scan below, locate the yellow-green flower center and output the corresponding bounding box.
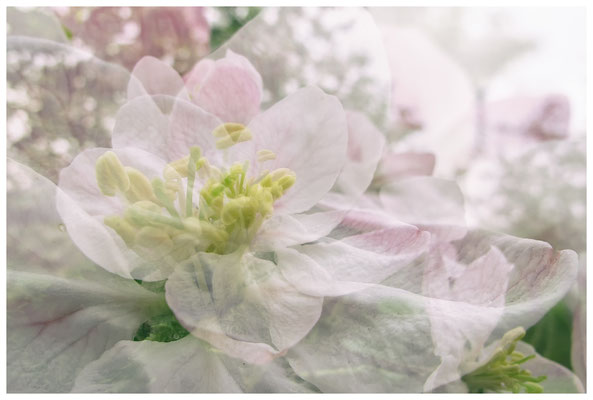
[462,327,546,393]
[96,123,295,260]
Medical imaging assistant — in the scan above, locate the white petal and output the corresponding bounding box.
[8,270,164,393]
[334,111,385,195]
[7,161,164,392]
[127,56,188,100]
[246,86,348,215]
[113,95,223,162]
[164,96,223,162]
[251,210,345,252]
[422,230,579,390]
[276,248,368,297]
[516,342,584,393]
[165,252,323,363]
[287,285,442,392]
[422,246,514,390]
[380,176,467,240]
[73,337,312,393]
[289,220,430,295]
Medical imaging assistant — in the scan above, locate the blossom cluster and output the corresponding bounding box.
[6,7,585,393]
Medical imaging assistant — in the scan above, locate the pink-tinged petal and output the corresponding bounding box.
[422,246,513,390]
[287,231,578,392]
[127,56,188,100]
[292,220,430,294]
[373,151,435,187]
[251,210,345,252]
[185,50,263,124]
[57,147,172,280]
[73,336,313,393]
[334,111,385,195]
[425,231,578,390]
[165,252,323,363]
[245,86,348,215]
[515,342,584,393]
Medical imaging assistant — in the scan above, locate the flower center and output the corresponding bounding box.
[96,123,296,261]
[462,327,546,393]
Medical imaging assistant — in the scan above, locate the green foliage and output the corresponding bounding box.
[524,300,573,370]
[210,7,261,50]
[61,24,73,40]
[133,312,190,343]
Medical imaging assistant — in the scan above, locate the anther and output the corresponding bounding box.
[95,151,130,196]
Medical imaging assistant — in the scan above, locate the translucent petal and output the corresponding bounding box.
[422,246,513,390]
[285,218,430,296]
[7,159,165,392]
[334,111,386,196]
[210,8,391,128]
[7,8,68,42]
[287,285,442,392]
[112,95,222,162]
[422,230,579,389]
[251,210,345,252]
[373,151,435,187]
[127,56,189,101]
[185,49,263,124]
[73,337,313,393]
[165,252,323,363]
[243,86,348,215]
[379,176,467,240]
[7,37,130,182]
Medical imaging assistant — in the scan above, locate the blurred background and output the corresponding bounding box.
[6,6,586,388]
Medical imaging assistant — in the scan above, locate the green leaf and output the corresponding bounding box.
[523,300,573,370]
[133,312,190,343]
